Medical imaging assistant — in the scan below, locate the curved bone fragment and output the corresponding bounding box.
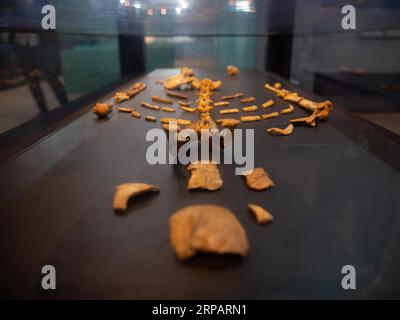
[117,107,134,113]
[113,183,159,212]
[169,204,249,260]
[248,204,273,224]
[242,167,274,190]
[267,124,294,136]
[152,95,173,104]
[187,163,223,191]
[280,104,295,114]
[166,90,189,100]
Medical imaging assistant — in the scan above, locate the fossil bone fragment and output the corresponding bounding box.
[163,67,197,90]
[113,183,159,212]
[169,204,249,260]
[240,97,255,103]
[216,118,241,129]
[166,90,189,100]
[261,112,280,120]
[280,104,295,114]
[152,95,173,104]
[160,118,192,126]
[177,100,193,106]
[140,102,161,111]
[240,115,261,122]
[261,99,274,109]
[145,116,157,122]
[248,204,273,224]
[126,82,146,98]
[220,108,239,115]
[117,107,134,113]
[235,93,244,98]
[214,101,230,107]
[242,167,274,190]
[221,95,236,100]
[242,105,258,112]
[226,65,239,76]
[187,163,223,191]
[161,107,175,113]
[180,106,196,113]
[131,110,141,118]
[267,124,294,136]
[92,102,112,118]
[114,92,130,103]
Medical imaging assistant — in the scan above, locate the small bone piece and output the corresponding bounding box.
[117,107,134,113]
[261,99,274,109]
[273,82,282,89]
[166,90,189,99]
[235,93,244,98]
[248,204,273,224]
[169,204,249,260]
[145,116,157,122]
[160,118,192,126]
[220,108,239,114]
[187,163,223,191]
[114,92,130,103]
[261,112,280,120]
[242,105,258,112]
[140,102,161,110]
[290,115,317,127]
[242,167,274,190]
[226,65,239,76]
[217,118,241,129]
[92,102,112,118]
[267,124,294,136]
[177,100,193,106]
[131,110,141,118]
[221,95,236,100]
[240,115,261,122]
[240,97,255,103]
[113,183,159,212]
[161,107,175,113]
[152,96,173,104]
[126,82,146,98]
[214,101,230,107]
[280,104,295,114]
[180,106,196,113]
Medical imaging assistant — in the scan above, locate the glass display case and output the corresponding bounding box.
[0,0,399,300]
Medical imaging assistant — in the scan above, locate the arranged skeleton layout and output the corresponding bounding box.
[93,67,333,261]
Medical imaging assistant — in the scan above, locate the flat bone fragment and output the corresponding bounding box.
[166,90,189,99]
[280,104,295,114]
[220,108,239,115]
[235,93,244,98]
[187,163,223,191]
[261,112,280,120]
[267,124,294,136]
[117,107,134,113]
[163,67,196,90]
[169,204,249,260]
[242,167,274,190]
[113,183,159,212]
[221,95,236,100]
[114,92,130,103]
[242,105,258,112]
[240,115,261,122]
[248,204,273,224]
[240,97,255,103]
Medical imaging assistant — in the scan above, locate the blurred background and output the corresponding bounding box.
[0,0,399,135]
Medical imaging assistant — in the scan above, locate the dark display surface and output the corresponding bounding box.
[0,69,399,299]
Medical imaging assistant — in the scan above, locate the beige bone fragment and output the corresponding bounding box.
[248,204,273,224]
[113,183,159,212]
